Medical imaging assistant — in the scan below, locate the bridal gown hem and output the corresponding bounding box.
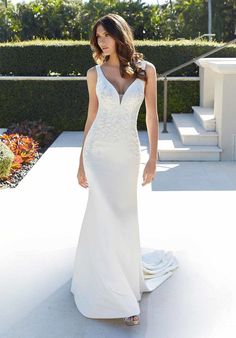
[70,60,179,319]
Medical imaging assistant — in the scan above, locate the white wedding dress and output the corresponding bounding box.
[70,60,179,319]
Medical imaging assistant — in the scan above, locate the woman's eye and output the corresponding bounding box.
[97,34,108,39]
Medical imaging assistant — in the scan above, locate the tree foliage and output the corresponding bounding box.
[0,0,235,42]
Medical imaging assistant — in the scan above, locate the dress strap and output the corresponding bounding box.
[95,64,100,75]
[95,64,102,83]
[136,60,147,71]
[141,60,147,70]
[142,60,147,70]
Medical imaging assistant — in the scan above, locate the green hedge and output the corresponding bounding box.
[0,39,235,131]
[0,79,199,131]
[1,39,236,76]
[0,79,88,132]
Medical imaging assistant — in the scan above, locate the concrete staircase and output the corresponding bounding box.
[0,108,222,162]
[158,106,222,161]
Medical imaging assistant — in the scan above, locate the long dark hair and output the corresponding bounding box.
[90,13,147,82]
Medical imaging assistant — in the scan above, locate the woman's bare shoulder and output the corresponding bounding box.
[144,60,155,70]
[136,60,156,72]
[144,61,157,80]
[86,66,98,84]
[86,65,97,76]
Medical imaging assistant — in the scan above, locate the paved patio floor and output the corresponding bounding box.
[0,129,236,338]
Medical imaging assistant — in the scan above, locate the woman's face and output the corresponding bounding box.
[96,24,116,56]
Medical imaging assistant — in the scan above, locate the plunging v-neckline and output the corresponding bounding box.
[98,65,138,105]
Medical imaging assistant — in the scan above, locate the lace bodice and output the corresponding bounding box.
[95,61,147,111]
[83,60,147,159]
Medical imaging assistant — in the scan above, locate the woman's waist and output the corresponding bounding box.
[87,126,138,141]
[85,135,140,147]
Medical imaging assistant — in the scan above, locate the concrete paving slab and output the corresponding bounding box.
[0,131,236,338]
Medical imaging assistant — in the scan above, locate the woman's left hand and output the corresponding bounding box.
[142,159,157,186]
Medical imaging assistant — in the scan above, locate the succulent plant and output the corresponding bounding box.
[6,119,56,150]
[0,133,39,174]
[0,141,15,179]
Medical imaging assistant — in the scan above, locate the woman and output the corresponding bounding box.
[71,13,179,326]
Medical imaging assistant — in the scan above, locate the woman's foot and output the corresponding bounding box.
[123,314,140,326]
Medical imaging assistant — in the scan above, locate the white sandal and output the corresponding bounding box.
[123,314,140,326]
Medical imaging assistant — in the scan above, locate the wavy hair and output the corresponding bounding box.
[89,13,147,82]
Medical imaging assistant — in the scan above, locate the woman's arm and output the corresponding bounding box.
[79,67,99,167]
[77,67,98,188]
[144,62,159,163]
[142,62,159,186]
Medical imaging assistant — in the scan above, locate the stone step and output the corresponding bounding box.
[192,106,216,131]
[158,122,222,161]
[172,113,218,146]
